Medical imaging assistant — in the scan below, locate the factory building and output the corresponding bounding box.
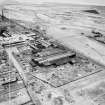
[33,49,76,66]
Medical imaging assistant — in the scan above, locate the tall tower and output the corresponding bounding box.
[1,9,4,21]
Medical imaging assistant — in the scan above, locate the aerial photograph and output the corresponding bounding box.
[0,0,105,105]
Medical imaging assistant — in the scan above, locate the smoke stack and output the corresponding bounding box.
[1,9,4,21]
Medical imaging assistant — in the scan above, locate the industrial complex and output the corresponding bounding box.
[0,1,105,105]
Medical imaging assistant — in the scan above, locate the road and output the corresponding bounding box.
[6,47,43,105]
[6,47,27,83]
